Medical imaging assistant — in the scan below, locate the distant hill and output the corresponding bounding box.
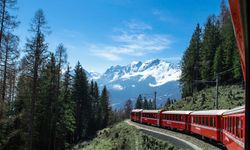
[165,85,245,111]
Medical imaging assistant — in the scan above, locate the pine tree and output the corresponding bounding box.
[11,74,31,149]
[143,97,148,109]
[180,24,202,97]
[135,94,143,109]
[1,31,19,102]
[35,53,57,150]
[93,82,99,100]
[218,1,242,83]
[56,65,75,149]
[22,9,49,150]
[0,0,18,65]
[200,15,221,82]
[148,99,153,109]
[72,62,90,142]
[100,86,110,128]
[233,48,243,82]
[124,99,133,118]
[213,45,224,74]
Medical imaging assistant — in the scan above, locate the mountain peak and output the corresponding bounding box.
[86,58,181,108]
[93,58,180,86]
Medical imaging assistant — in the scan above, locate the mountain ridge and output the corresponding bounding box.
[86,59,181,108]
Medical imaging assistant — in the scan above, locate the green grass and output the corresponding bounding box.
[73,121,179,150]
[166,85,245,110]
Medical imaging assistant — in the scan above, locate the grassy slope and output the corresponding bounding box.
[167,85,245,110]
[74,122,179,150]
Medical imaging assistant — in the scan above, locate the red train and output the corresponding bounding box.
[130,105,245,150]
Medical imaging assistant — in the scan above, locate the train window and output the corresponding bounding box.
[206,117,208,126]
[225,118,227,130]
[230,117,232,133]
[210,118,213,127]
[214,117,216,127]
[232,117,235,134]
[231,117,233,133]
[240,119,243,138]
[201,117,203,125]
[236,117,240,138]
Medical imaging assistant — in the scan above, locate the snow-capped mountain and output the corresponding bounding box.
[87,59,181,108]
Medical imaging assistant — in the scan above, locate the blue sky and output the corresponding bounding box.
[15,0,222,73]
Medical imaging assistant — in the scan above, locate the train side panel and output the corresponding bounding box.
[222,106,245,150]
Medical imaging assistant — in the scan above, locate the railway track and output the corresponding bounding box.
[126,120,223,150]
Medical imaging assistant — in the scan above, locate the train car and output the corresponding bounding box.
[190,110,228,141]
[222,106,245,150]
[160,110,192,132]
[130,109,143,123]
[141,110,163,126]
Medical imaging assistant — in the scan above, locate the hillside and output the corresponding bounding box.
[73,122,179,150]
[165,85,245,110]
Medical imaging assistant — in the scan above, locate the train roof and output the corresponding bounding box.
[142,109,162,113]
[162,110,193,115]
[223,105,245,115]
[191,109,228,115]
[131,109,143,113]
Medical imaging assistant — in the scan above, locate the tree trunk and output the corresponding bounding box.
[0,0,6,61]
[2,41,8,101]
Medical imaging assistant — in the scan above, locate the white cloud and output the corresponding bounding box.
[152,9,178,24]
[125,20,152,31]
[90,20,172,61]
[112,84,124,91]
[93,49,122,61]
